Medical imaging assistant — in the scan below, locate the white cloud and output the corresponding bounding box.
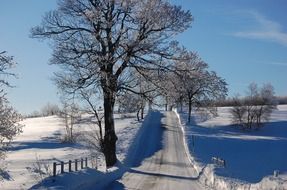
[233,11,287,46]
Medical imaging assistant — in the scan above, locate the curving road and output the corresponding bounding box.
[105,111,204,190]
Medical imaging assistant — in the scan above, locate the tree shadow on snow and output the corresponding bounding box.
[29,168,105,190]
[124,111,164,167]
[0,169,12,181]
[9,130,83,151]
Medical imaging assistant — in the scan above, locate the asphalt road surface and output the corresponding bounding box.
[105,111,204,190]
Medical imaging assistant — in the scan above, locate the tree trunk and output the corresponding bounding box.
[101,71,118,167]
[102,93,118,167]
[137,108,141,121]
[165,96,168,111]
[180,97,183,113]
[148,100,152,111]
[188,98,192,123]
[141,105,144,120]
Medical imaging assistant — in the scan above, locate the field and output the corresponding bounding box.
[180,105,287,189]
[1,113,142,190]
[1,105,287,190]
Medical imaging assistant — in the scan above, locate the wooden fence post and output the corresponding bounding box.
[85,157,88,168]
[61,161,64,173]
[75,159,78,171]
[69,160,72,172]
[53,162,57,177]
[81,158,83,169]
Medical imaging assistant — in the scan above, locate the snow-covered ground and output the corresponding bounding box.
[2,105,286,190]
[177,105,287,190]
[1,113,142,190]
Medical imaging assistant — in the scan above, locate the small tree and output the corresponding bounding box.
[230,95,246,128]
[40,102,60,116]
[79,89,105,153]
[253,83,277,128]
[117,71,159,120]
[164,50,227,123]
[117,92,145,121]
[60,101,81,143]
[117,93,141,113]
[0,98,23,160]
[0,51,22,164]
[230,83,277,129]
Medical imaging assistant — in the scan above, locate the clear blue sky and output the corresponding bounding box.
[1,0,286,114]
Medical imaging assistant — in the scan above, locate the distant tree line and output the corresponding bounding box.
[27,103,61,118]
[214,95,286,107]
[276,96,287,105]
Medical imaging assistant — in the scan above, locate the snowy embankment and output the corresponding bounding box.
[176,105,287,190]
[1,113,143,190]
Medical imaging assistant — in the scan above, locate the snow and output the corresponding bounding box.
[1,113,143,190]
[2,105,287,190]
[176,105,287,190]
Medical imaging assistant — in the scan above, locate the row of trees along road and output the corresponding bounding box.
[31,0,226,167]
[158,49,228,123]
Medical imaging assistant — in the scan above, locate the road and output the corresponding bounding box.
[105,111,204,190]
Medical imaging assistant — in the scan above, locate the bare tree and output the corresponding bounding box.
[117,71,159,120]
[41,102,60,116]
[253,83,277,128]
[165,50,227,123]
[0,51,17,89]
[117,93,140,113]
[158,71,179,111]
[60,100,81,143]
[230,83,277,129]
[230,95,245,128]
[31,0,192,167]
[80,89,105,151]
[0,51,22,162]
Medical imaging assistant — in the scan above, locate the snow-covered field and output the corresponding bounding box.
[2,105,287,190]
[178,105,287,190]
[1,113,142,190]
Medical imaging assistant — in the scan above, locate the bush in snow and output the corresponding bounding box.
[230,83,277,129]
[26,154,52,183]
[60,102,81,143]
[0,98,23,160]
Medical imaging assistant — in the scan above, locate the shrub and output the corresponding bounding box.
[230,83,277,129]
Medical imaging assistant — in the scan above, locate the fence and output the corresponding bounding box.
[53,157,97,177]
[211,156,226,167]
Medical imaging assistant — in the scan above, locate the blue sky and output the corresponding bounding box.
[0,0,286,114]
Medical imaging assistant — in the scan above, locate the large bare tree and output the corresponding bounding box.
[31,0,192,167]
